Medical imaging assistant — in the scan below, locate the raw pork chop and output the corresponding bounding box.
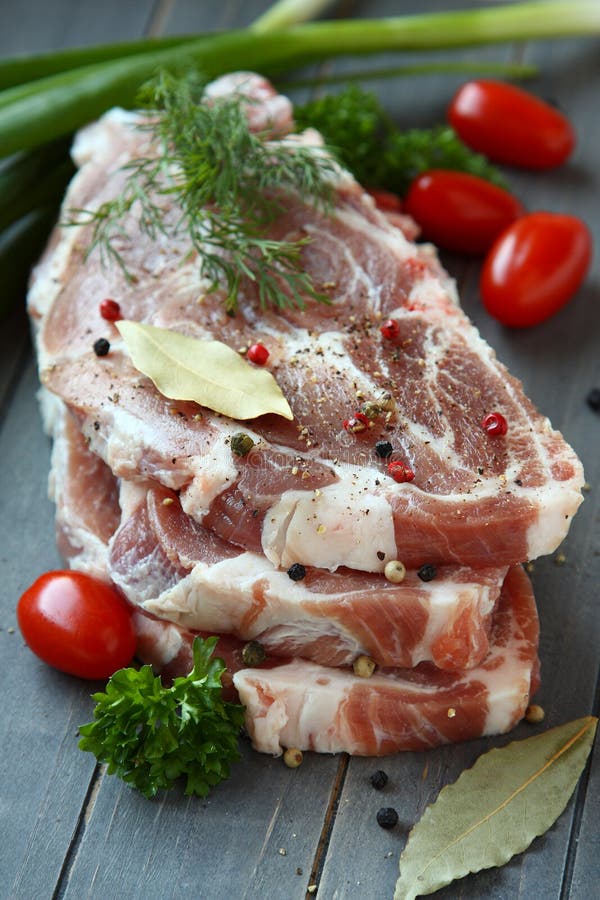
[29,74,584,574]
[41,400,539,755]
[47,396,503,671]
[132,566,540,756]
[110,482,504,670]
[234,565,539,755]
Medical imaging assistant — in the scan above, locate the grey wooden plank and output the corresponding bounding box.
[316,2,600,899]
[0,359,99,900]
[0,0,155,54]
[61,745,339,900]
[570,734,600,899]
[2,3,599,900]
[164,0,321,33]
[0,1,159,896]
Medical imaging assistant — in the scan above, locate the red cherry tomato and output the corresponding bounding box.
[448,80,575,170]
[481,212,592,328]
[403,170,524,255]
[17,571,136,679]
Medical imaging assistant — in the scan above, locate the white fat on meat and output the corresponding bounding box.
[262,475,397,572]
[135,548,503,669]
[234,566,538,756]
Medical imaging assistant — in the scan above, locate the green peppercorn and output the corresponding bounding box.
[231,432,255,457]
[241,640,266,666]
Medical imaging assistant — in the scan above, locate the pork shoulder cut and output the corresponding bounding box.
[29,75,584,575]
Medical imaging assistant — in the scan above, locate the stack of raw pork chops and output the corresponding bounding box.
[28,74,584,756]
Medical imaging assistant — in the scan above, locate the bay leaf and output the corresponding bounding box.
[394,716,598,900]
[116,321,293,421]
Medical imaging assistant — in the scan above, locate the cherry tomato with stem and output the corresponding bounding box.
[448,80,575,170]
[17,570,136,679]
[480,212,592,328]
[404,169,524,255]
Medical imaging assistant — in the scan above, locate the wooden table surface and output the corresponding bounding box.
[1,2,599,898]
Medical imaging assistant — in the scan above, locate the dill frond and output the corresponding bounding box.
[67,70,336,312]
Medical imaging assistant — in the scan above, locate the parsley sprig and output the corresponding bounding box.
[294,84,506,196]
[69,71,335,313]
[78,636,245,798]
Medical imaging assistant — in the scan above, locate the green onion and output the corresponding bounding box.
[0,208,59,319]
[0,140,74,231]
[1,2,599,158]
[0,158,74,233]
[278,60,539,90]
[252,0,337,32]
[0,37,199,92]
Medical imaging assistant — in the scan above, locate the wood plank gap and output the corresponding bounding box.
[559,671,600,900]
[51,763,106,900]
[304,753,350,897]
[145,0,177,38]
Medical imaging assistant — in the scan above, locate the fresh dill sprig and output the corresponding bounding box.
[294,84,506,196]
[68,71,336,312]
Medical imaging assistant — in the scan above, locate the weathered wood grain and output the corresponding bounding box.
[0,2,598,899]
[0,4,159,898]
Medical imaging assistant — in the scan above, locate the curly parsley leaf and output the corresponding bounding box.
[294,84,505,195]
[78,636,245,798]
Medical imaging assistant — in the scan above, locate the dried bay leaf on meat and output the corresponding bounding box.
[117,320,293,421]
[395,716,598,900]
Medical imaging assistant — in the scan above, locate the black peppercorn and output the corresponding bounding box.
[93,337,110,357]
[375,440,393,458]
[586,387,600,412]
[417,563,437,582]
[287,563,306,582]
[376,807,398,829]
[370,769,388,790]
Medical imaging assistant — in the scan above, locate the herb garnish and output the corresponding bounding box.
[69,71,336,313]
[78,636,245,798]
[294,84,505,195]
[394,716,597,899]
